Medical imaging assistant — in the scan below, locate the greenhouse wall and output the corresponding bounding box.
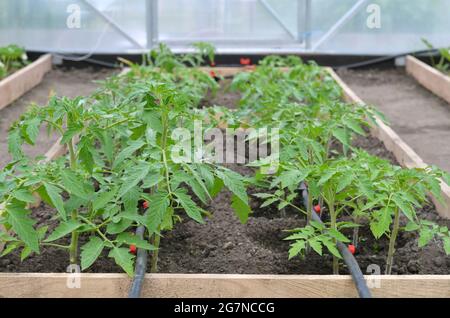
[0,0,449,55]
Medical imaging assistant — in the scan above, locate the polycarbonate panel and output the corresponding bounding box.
[0,0,449,55]
[158,0,295,42]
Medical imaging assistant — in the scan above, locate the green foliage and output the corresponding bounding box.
[0,44,28,79]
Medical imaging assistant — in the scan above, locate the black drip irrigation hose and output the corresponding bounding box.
[128,225,148,298]
[300,182,372,298]
[336,48,440,69]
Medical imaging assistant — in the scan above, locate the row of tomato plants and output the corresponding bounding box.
[0,44,449,276]
[208,55,450,274]
[0,43,251,275]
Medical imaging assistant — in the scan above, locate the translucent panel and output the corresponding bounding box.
[311,0,450,55]
[158,0,294,42]
[0,0,449,55]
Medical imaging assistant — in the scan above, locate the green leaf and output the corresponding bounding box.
[93,188,117,211]
[81,236,105,270]
[443,236,450,255]
[106,218,133,235]
[322,238,342,259]
[392,194,415,223]
[277,169,309,189]
[332,128,350,147]
[231,194,251,224]
[309,239,323,255]
[118,164,150,198]
[8,129,22,159]
[336,173,353,193]
[318,169,337,186]
[113,141,145,169]
[20,245,32,261]
[328,229,350,243]
[44,182,67,221]
[343,117,365,135]
[418,228,434,248]
[24,118,41,145]
[61,170,89,198]
[370,207,392,239]
[109,247,135,276]
[6,201,39,253]
[1,241,21,257]
[210,178,224,198]
[61,124,82,144]
[116,232,157,250]
[216,169,248,204]
[44,220,82,242]
[143,192,169,233]
[12,189,36,204]
[174,190,205,224]
[288,241,305,259]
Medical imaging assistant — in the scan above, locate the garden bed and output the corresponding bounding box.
[406,55,450,105]
[0,57,449,298]
[0,53,51,110]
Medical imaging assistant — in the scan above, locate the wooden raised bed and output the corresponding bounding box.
[0,66,449,298]
[0,273,448,298]
[0,54,52,110]
[327,68,450,219]
[406,55,450,105]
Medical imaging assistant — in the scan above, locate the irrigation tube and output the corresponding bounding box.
[300,182,372,298]
[128,225,148,298]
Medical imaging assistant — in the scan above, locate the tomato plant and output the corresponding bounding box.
[0,44,250,275]
[0,44,28,79]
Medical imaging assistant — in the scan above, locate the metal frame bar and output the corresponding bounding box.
[146,0,158,49]
[258,0,296,39]
[311,0,370,51]
[297,0,311,48]
[81,0,144,49]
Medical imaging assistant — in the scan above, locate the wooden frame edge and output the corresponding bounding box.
[326,67,450,219]
[406,55,450,104]
[0,54,52,110]
[0,273,448,298]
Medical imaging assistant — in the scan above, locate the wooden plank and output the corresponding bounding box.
[0,54,52,110]
[406,55,450,104]
[0,273,447,298]
[326,67,450,219]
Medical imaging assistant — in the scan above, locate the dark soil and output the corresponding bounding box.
[1,77,448,275]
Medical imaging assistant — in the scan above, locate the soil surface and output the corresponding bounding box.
[0,66,117,168]
[338,68,450,173]
[0,76,448,275]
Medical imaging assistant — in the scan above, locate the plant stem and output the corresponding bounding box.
[69,210,79,265]
[385,208,400,275]
[68,142,76,169]
[327,194,339,275]
[306,190,312,224]
[150,232,161,273]
[68,136,79,264]
[352,216,359,248]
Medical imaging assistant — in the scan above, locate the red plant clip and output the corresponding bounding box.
[210,61,216,67]
[210,70,217,78]
[143,201,149,209]
[313,205,321,214]
[240,57,251,66]
[348,244,356,255]
[129,244,137,255]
